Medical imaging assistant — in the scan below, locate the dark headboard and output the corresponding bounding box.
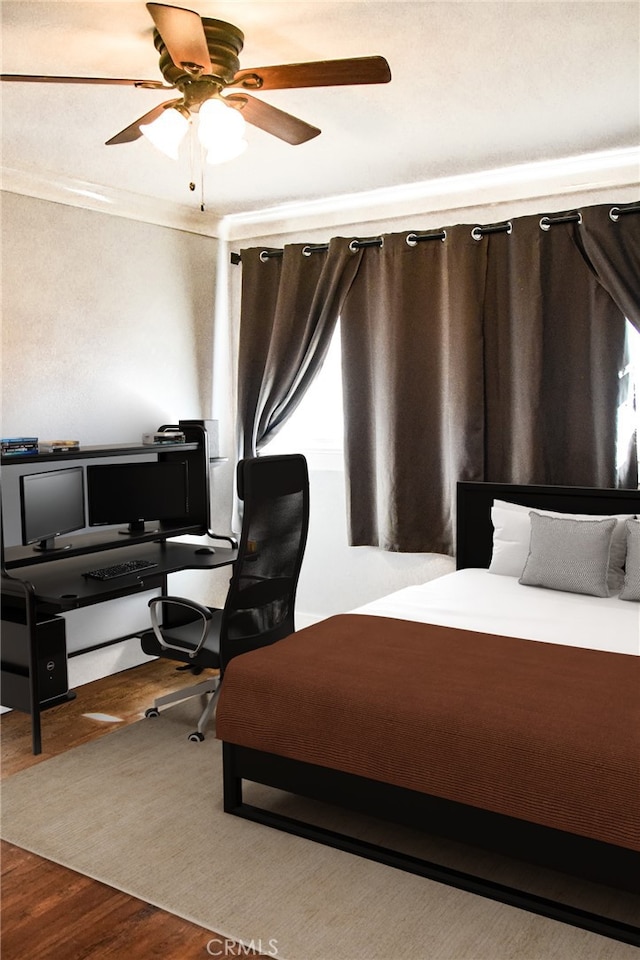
[456,482,640,570]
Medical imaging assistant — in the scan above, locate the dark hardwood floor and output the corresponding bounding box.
[1,660,263,959]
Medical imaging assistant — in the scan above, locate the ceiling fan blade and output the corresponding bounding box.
[146,3,212,75]
[105,99,182,145]
[225,94,320,145]
[0,74,167,88]
[230,55,391,91]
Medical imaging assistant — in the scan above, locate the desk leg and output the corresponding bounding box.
[31,711,42,756]
[26,590,43,755]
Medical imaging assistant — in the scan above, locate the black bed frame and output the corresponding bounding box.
[222,482,640,947]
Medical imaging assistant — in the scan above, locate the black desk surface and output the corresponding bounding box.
[2,540,237,612]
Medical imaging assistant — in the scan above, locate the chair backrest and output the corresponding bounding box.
[219,454,310,673]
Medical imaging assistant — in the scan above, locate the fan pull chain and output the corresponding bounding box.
[187,121,197,197]
[200,144,206,212]
[184,126,206,211]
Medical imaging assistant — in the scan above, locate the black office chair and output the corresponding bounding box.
[139,453,310,741]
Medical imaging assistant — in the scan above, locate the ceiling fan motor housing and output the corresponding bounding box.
[154,17,245,89]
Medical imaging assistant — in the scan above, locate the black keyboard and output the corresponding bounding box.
[82,559,158,581]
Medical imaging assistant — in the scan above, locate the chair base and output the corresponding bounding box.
[146,675,220,739]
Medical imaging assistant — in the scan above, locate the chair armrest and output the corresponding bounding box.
[149,596,213,620]
[207,530,239,549]
[148,596,213,658]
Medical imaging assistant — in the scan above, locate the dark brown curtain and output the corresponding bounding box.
[237,239,362,458]
[236,203,637,555]
[483,213,628,488]
[340,209,632,553]
[340,228,486,553]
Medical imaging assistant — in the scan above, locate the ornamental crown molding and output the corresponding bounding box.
[2,146,638,242]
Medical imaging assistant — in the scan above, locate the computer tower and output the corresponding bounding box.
[1,609,68,707]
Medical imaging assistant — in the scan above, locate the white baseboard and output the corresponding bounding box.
[67,638,154,689]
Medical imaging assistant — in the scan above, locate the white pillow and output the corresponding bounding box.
[488,499,633,591]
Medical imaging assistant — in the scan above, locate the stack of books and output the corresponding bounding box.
[38,440,81,454]
[2,436,39,456]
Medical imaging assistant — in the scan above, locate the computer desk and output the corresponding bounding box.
[1,422,234,754]
[1,537,237,754]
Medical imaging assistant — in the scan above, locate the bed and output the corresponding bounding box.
[216,482,640,946]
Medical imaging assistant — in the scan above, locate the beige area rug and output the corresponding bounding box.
[2,701,638,960]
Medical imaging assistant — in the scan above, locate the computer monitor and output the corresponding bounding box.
[86,461,190,535]
[20,466,86,552]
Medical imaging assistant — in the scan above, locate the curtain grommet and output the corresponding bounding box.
[259,250,271,263]
[350,238,383,252]
[406,230,447,246]
[540,212,582,231]
[609,207,620,222]
[302,245,312,257]
[472,223,511,240]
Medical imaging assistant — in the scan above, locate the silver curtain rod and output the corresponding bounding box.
[230,203,640,264]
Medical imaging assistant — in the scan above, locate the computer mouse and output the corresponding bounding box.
[195,546,215,554]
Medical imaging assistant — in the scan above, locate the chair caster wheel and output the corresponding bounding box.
[145,708,160,718]
[188,731,205,742]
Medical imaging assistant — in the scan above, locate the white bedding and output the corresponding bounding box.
[352,568,640,656]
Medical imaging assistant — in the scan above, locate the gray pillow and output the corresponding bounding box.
[619,519,640,602]
[519,513,616,598]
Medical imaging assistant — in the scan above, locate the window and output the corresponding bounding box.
[262,324,344,469]
[617,320,640,482]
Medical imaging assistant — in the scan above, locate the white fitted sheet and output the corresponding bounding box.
[352,568,640,655]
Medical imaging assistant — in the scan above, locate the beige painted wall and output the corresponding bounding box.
[1,193,217,444]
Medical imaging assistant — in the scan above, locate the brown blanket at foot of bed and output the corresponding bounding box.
[216,614,640,851]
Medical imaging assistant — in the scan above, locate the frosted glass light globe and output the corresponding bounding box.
[140,107,189,160]
[198,98,246,151]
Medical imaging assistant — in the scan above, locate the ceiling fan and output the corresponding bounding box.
[1,2,391,161]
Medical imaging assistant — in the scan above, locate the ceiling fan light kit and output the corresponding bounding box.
[139,96,247,164]
[1,2,391,184]
[140,104,190,159]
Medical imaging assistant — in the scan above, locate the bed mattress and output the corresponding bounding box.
[353,568,640,655]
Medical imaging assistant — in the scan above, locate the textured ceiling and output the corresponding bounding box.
[1,1,639,219]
